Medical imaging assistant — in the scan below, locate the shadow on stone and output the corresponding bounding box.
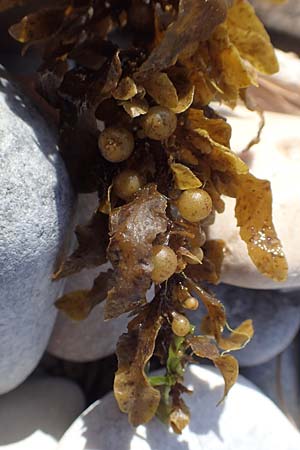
[78,369,224,450]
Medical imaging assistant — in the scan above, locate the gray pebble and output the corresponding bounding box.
[0,375,85,449]
[189,284,300,367]
[242,336,300,428]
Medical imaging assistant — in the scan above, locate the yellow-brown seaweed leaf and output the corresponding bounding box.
[114,303,162,426]
[136,0,231,78]
[235,174,288,281]
[188,336,239,401]
[219,320,254,351]
[55,271,112,321]
[105,185,168,319]
[214,354,239,402]
[226,0,279,74]
[171,163,202,190]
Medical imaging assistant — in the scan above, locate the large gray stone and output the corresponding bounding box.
[0,69,74,393]
[57,365,300,450]
[242,337,300,428]
[0,375,85,449]
[251,0,300,38]
[47,193,127,362]
[189,284,300,366]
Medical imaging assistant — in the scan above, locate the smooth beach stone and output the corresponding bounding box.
[208,110,300,289]
[47,267,128,362]
[57,365,300,450]
[242,337,300,428]
[270,50,300,93]
[251,0,300,38]
[216,49,300,117]
[0,69,74,393]
[247,49,300,115]
[189,284,300,367]
[47,193,127,362]
[0,376,85,449]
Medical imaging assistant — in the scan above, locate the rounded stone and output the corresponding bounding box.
[57,365,300,450]
[47,193,127,362]
[0,69,74,393]
[250,0,300,39]
[247,49,300,115]
[269,50,300,93]
[190,284,300,367]
[208,110,300,289]
[47,267,128,362]
[242,337,300,428]
[0,375,85,449]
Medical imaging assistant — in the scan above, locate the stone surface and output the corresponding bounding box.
[47,193,127,362]
[0,69,74,393]
[251,0,300,38]
[208,110,300,289]
[248,49,300,115]
[58,365,300,450]
[0,52,41,76]
[0,375,85,449]
[242,337,300,428]
[271,50,300,93]
[47,268,128,362]
[189,284,300,367]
